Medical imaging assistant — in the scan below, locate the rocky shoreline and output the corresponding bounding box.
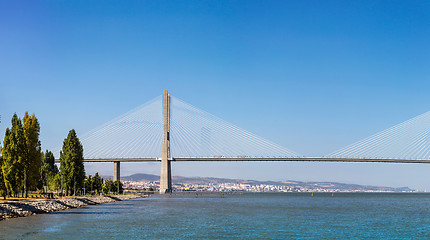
[0,194,147,221]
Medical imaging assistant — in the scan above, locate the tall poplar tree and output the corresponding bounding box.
[59,129,85,195]
[92,172,102,194]
[42,150,58,177]
[42,150,59,190]
[0,149,6,199]
[22,112,42,194]
[1,114,26,197]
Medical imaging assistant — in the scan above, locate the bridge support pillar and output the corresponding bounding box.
[160,90,172,194]
[160,157,172,193]
[113,161,120,182]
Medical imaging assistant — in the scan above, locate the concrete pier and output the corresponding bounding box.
[160,90,172,194]
[113,161,120,181]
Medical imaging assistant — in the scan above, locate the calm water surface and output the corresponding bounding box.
[1,192,430,239]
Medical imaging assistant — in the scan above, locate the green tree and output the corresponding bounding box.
[22,112,42,194]
[0,150,7,199]
[84,175,92,194]
[113,180,123,194]
[102,179,113,195]
[102,179,123,194]
[47,173,61,192]
[92,172,102,194]
[41,150,59,190]
[83,173,102,195]
[59,129,85,196]
[1,114,26,197]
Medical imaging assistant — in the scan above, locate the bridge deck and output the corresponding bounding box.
[55,157,430,163]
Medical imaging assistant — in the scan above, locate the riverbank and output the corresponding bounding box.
[0,194,147,221]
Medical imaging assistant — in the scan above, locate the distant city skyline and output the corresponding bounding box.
[1,1,429,190]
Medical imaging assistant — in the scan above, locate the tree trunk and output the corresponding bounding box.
[24,168,27,198]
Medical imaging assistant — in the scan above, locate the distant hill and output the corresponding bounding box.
[115,173,414,192]
[122,173,160,182]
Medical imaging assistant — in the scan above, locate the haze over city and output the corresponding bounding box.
[1,1,430,190]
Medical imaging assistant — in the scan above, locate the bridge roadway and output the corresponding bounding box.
[55,157,430,164]
[53,157,430,188]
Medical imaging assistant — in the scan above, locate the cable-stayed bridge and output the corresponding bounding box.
[62,90,430,193]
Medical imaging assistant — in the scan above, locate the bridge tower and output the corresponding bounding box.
[160,89,172,194]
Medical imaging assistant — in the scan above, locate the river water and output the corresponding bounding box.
[1,192,430,239]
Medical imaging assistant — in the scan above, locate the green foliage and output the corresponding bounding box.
[42,150,58,175]
[92,173,102,194]
[84,175,92,194]
[102,180,112,194]
[0,151,6,198]
[113,180,123,194]
[0,114,88,198]
[83,173,103,194]
[45,173,61,191]
[59,129,85,196]
[1,114,26,196]
[22,112,42,192]
[102,179,123,194]
[41,150,59,190]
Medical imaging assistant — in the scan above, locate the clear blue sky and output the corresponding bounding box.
[1,1,430,190]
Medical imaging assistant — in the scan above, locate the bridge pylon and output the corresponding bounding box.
[160,90,172,194]
[113,161,120,181]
